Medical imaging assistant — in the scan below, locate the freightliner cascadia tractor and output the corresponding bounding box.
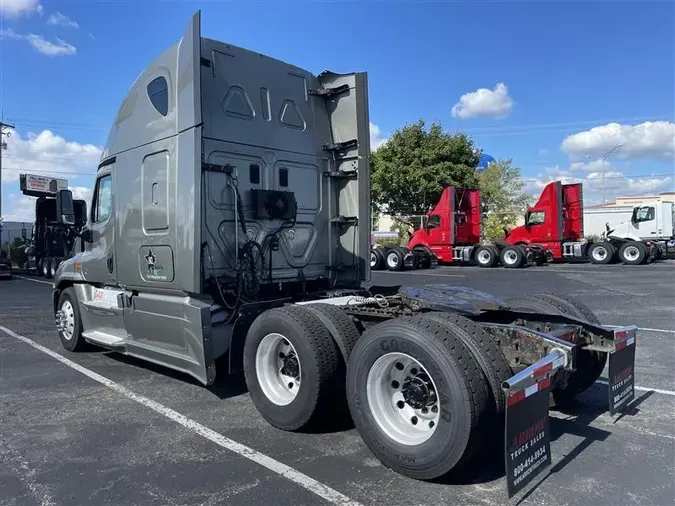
[50,11,638,498]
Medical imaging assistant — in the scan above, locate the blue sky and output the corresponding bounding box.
[1,0,674,222]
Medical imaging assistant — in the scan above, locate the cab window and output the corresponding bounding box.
[426,214,441,229]
[527,211,546,225]
[635,206,655,223]
[92,174,113,223]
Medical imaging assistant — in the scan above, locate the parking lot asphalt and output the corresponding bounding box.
[1,261,674,506]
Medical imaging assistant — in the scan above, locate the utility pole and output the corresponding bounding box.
[1,119,16,224]
[0,119,15,256]
[601,143,623,205]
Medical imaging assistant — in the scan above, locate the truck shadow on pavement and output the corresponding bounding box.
[101,351,357,433]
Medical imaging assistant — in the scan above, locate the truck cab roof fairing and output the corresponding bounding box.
[99,11,203,161]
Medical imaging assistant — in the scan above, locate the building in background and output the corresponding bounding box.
[585,191,675,208]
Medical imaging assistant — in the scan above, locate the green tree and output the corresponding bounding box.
[370,119,480,229]
[477,159,532,242]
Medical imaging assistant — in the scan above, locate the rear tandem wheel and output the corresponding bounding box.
[346,314,491,480]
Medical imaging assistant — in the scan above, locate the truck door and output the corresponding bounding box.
[76,166,126,338]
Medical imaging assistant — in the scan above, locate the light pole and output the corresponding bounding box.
[600,143,623,205]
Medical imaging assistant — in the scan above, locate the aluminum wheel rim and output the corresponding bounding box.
[592,247,607,261]
[371,252,377,267]
[255,333,301,406]
[477,250,491,264]
[366,352,441,446]
[42,262,48,276]
[623,246,640,261]
[60,300,75,341]
[504,250,518,265]
[387,253,399,268]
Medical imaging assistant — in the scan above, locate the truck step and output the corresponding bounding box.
[82,330,126,348]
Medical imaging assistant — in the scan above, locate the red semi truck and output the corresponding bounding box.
[502,181,661,265]
[404,186,548,268]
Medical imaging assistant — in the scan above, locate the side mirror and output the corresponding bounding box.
[21,228,27,240]
[56,189,75,225]
[81,228,93,243]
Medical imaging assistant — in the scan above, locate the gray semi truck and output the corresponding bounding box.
[50,11,638,497]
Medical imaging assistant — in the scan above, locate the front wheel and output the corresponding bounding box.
[346,315,489,480]
[56,287,87,352]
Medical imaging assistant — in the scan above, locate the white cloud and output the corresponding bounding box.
[1,128,101,186]
[370,122,389,150]
[523,165,674,206]
[561,121,675,161]
[47,12,79,29]
[0,28,76,56]
[2,194,36,222]
[88,32,95,40]
[0,0,42,18]
[538,148,549,156]
[451,82,514,119]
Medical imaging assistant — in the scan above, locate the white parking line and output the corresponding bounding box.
[595,379,675,397]
[0,326,363,506]
[13,276,52,285]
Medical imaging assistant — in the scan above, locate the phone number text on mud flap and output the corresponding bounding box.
[512,445,547,478]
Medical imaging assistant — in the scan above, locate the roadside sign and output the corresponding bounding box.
[608,327,637,415]
[20,173,68,197]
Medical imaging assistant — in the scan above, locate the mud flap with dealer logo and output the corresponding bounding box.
[502,325,637,498]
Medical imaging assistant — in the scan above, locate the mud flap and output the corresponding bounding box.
[502,350,567,498]
[608,326,637,415]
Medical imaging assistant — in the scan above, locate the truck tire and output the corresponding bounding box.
[420,312,512,416]
[618,241,647,265]
[474,246,498,268]
[302,303,360,363]
[57,287,87,352]
[385,247,405,271]
[370,248,384,270]
[50,258,60,278]
[346,315,489,480]
[588,242,614,264]
[412,246,432,269]
[502,293,607,405]
[500,245,524,268]
[41,258,50,278]
[243,305,342,431]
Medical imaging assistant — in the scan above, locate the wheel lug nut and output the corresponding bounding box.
[396,400,405,409]
[411,416,418,425]
[421,407,428,414]
[431,405,438,413]
[391,380,400,389]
